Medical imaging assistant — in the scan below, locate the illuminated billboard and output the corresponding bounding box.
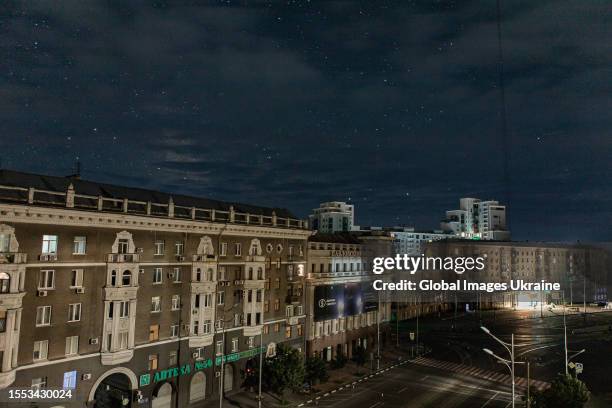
[314,282,377,321]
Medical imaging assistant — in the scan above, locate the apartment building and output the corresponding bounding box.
[423,240,610,308]
[308,202,357,233]
[0,169,310,408]
[304,233,390,362]
[441,198,510,241]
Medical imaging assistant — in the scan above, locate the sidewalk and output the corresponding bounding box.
[214,346,415,408]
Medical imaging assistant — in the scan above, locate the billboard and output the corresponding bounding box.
[314,282,377,321]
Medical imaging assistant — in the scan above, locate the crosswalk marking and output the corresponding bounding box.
[409,357,549,391]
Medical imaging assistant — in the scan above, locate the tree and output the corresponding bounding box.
[305,356,328,385]
[262,344,305,402]
[529,374,589,408]
[352,346,367,373]
[331,351,347,369]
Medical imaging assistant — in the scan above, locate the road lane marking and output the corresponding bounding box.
[481,392,499,407]
[398,386,408,394]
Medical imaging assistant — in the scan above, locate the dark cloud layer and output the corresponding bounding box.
[1,0,610,241]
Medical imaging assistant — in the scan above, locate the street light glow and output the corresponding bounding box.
[483,348,494,355]
[481,326,490,334]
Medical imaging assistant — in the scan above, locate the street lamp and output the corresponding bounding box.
[482,326,516,408]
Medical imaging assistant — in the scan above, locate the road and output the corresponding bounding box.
[303,361,513,408]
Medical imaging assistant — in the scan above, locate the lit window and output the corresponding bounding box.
[149,325,159,341]
[148,354,158,370]
[41,235,58,254]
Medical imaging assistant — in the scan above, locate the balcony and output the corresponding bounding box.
[189,333,214,348]
[107,253,140,263]
[243,325,263,336]
[38,253,58,262]
[192,254,217,262]
[245,255,266,263]
[101,349,133,365]
[0,253,27,264]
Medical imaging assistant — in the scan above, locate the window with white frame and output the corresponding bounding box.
[296,305,303,315]
[215,340,223,356]
[247,336,254,349]
[234,243,242,256]
[118,331,129,350]
[65,336,79,356]
[31,377,47,390]
[119,301,129,318]
[33,340,48,360]
[154,240,165,255]
[285,305,293,317]
[231,337,238,352]
[169,350,178,366]
[41,235,58,254]
[194,347,205,360]
[73,236,86,254]
[173,267,181,282]
[217,292,225,305]
[203,294,212,308]
[153,268,163,284]
[217,266,226,281]
[203,320,212,334]
[36,306,51,326]
[175,242,184,255]
[68,303,81,322]
[38,270,55,290]
[170,325,179,338]
[171,295,181,310]
[220,242,227,257]
[70,269,83,288]
[192,320,199,335]
[0,233,9,252]
[151,296,161,313]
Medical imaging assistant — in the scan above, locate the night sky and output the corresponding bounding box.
[1,1,610,241]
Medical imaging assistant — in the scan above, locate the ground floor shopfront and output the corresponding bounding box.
[306,324,390,362]
[11,341,274,408]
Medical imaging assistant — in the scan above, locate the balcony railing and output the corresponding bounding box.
[107,253,140,263]
[0,252,27,264]
[0,183,308,230]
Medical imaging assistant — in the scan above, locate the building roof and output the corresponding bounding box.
[309,232,362,244]
[0,169,297,218]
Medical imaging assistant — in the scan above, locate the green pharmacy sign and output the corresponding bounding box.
[140,347,264,386]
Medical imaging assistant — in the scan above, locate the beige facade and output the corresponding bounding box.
[0,171,310,407]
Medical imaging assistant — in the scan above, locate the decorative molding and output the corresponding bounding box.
[0,204,312,240]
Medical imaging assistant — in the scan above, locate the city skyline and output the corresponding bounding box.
[2,1,610,242]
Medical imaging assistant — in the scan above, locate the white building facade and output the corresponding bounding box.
[309,202,357,233]
[441,198,510,241]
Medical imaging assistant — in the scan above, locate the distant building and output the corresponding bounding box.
[304,232,391,360]
[309,202,358,233]
[385,227,453,256]
[424,240,610,307]
[441,198,510,240]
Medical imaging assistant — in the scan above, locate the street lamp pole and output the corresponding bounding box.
[482,326,515,408]
[258,330,263,408]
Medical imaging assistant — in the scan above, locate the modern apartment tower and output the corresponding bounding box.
[309,202,357,233]
[441,198,510,240]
